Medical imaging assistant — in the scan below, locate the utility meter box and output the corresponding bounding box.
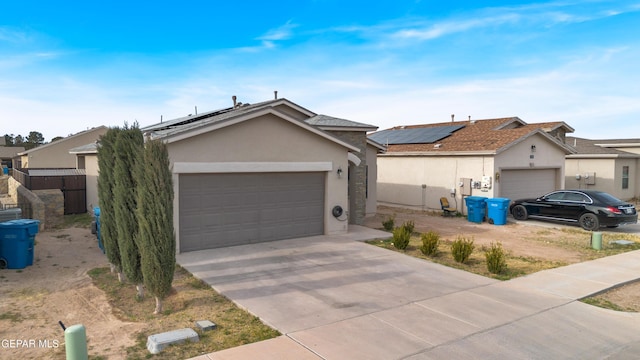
[481,176,492,189]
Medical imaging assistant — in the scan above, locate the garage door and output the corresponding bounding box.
[179,172,325,251]
[500,169,557,201]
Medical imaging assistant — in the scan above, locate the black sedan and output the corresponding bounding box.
[509,190,638,231]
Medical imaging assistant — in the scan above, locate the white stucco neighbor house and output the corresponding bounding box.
[565,137,640,201]
[137,97,380,252]
[369,117,575,213]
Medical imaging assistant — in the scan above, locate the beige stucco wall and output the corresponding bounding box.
[20,127,107,169]
[167,114,351,250]
[365,143,378,216]
[377,155,495,211]
[565,157,639,200]
[82,154,100,211]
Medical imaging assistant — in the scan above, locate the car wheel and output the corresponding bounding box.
[579,213,600,231]
[512,205,528,220]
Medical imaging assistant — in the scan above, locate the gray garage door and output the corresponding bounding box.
[500,169,557,201]
[179,172,325,251]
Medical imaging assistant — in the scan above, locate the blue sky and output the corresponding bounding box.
[1,1,639,142]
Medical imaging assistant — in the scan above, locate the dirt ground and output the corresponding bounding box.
[0,227,145,359]
[1,207,639,359]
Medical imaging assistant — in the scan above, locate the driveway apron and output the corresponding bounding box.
[179,226,640,360]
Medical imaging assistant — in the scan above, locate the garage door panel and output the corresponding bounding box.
[179,172,325,251]
[500,169,557,201]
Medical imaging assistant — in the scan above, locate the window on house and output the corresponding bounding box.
[622,166,629,189]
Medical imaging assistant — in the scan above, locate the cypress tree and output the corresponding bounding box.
[114,124,145,298]
[137,139,175,314]
[97,127,124,281]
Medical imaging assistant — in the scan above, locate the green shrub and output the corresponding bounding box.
[420,231,440,256]
[485,242,507,274]
[382,215,395,231]
[451,236,475,263]
[392,226,411,250]
[402,220,415,234]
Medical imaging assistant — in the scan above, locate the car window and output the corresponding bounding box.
[564,192,588,202]
[545,192,565,201]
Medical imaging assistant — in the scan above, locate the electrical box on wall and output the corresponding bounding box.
[481,176,492,190]
[584,172,596,185]
[459,178,472,196]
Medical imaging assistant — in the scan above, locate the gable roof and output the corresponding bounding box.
[17,126,108,156]
[370,117,575,155]
[566,137,640,158]
[304,115,378,132]
[0,146,26,158]
[142,98,361,153]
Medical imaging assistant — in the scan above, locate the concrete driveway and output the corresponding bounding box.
[179,225,640,359]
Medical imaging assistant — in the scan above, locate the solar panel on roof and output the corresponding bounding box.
[368,124,464,145]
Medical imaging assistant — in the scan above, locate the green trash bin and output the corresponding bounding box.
[0,219,40,269]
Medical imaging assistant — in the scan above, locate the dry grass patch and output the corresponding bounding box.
[88,265,280,359]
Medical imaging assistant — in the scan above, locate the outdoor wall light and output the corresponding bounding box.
[531,144,536,152]
[337,167,343,178]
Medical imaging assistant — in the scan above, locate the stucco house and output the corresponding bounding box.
[17,126,108,169]
[370,117,575,213]
[565,137,640,201]
[69,142,100,211]
[75,97,379,252]
[0,145,25,171]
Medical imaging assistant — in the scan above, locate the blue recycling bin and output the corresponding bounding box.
[464,196,487,223]
[486,198,511,225]
[0,219,40,269]
[92,207,104,253]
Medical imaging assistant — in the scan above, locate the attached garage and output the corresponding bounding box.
[140,98,364,253]
[179,172,325,251]
[500,169,559,201]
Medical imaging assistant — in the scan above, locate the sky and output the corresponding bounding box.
[1,0,639,142]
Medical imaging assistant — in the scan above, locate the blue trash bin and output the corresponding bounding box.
[486,198,511,225]
[0,219,40,269]
[464,196,487,223]
[92,207,104,253]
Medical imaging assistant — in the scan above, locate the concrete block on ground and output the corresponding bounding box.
[147,328,199,354]
[195,320,217,331]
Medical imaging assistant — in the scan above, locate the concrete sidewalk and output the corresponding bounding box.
[181,226,640,360]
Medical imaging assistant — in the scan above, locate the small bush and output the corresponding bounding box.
[402,220,415,234]
[382,215,395,231]
[420,231,440,256]
[392,226,411,250]
[451,236,475,263]
[485,242,507,274]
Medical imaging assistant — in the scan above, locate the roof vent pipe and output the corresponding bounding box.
[232,95,237,108]
[451,114,454,122]
[274,90,278,99]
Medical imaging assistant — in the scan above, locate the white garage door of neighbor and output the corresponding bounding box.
[179,172,325,252]
[500,169,557,201]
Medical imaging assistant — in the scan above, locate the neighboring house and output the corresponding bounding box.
[135,97,380,252]
[18,126,108,169]
[0,145,25,171]
[565,137,640,201]
[369,117,575,212]
[69,142,100,211]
